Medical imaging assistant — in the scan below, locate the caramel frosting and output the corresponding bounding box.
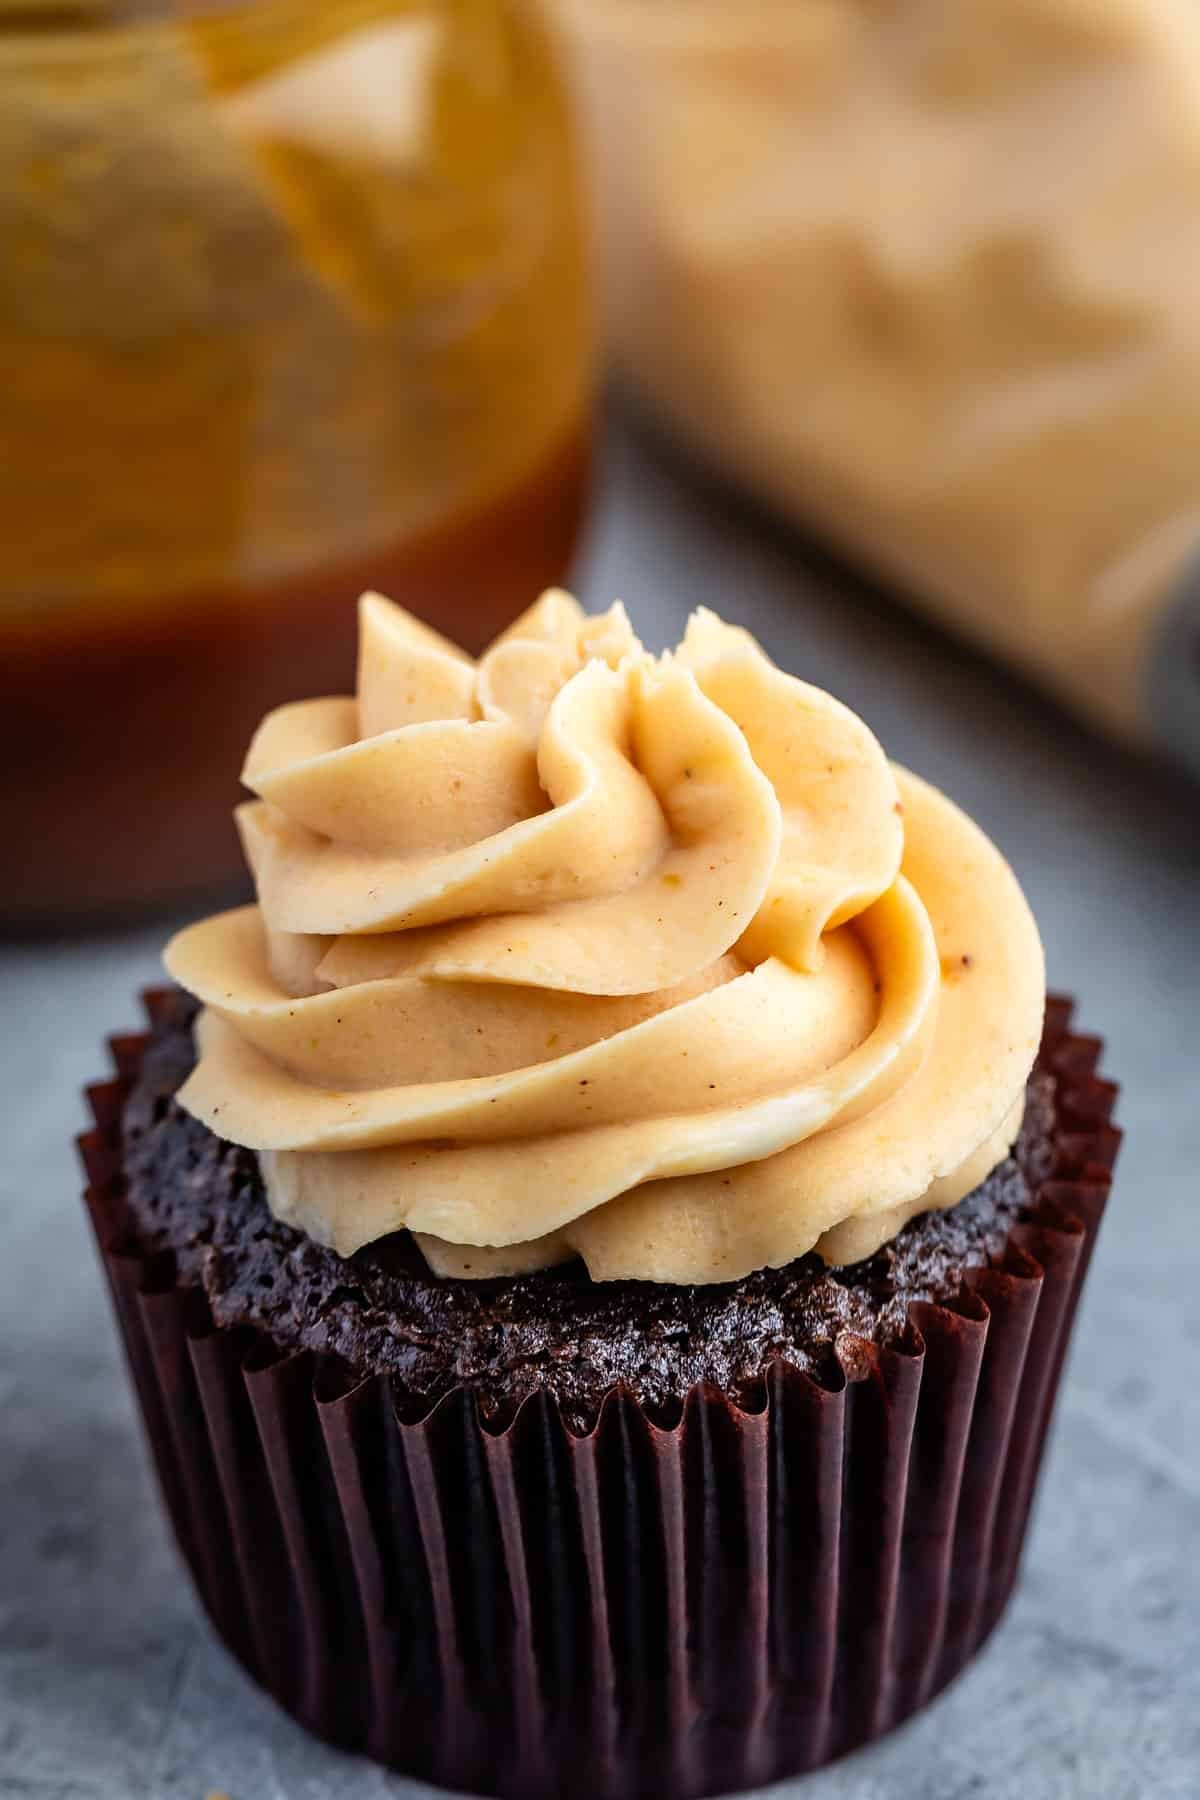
[165,591,1045,1283]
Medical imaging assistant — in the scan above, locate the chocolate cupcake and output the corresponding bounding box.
[80,593,1120,1798]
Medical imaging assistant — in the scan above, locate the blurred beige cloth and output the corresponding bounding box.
[550,0,1200,775]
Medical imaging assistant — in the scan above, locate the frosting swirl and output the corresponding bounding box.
[165,591,1044,1283]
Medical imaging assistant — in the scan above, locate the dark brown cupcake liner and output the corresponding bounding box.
[78,992,1119,1800]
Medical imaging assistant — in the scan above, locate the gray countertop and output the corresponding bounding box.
[4,412,1199,1800]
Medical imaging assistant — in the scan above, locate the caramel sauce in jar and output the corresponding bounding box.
[1,0,593,923]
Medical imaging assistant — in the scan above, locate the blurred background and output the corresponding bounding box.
[2,2,1198,1797]
[4,0,1199,927]
[3,0,590,922]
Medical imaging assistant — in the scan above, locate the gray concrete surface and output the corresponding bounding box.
[3,411,1199,1800]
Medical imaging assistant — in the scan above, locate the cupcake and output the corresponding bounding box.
[80,592,1120,1798]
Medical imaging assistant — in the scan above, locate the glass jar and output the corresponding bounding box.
[2,0,592,922]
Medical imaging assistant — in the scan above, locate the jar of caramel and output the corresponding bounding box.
[2,0,592,922]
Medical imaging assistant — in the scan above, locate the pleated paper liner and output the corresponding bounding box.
[78,993,1119,1800]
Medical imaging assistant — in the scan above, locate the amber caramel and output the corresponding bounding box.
[4,419,589,923]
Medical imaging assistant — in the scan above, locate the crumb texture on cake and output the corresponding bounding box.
[119,994,1056,1428]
